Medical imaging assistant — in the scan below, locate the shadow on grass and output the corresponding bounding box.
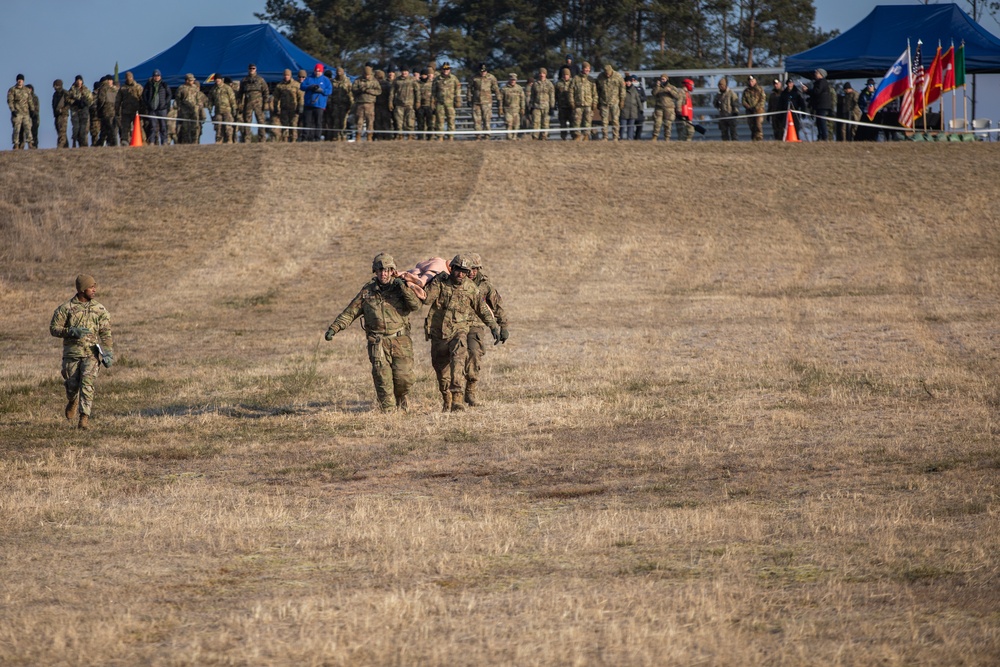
[138,399,373,418]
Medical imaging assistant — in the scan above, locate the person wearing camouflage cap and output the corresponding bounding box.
[596,64,625,140]
[470,64,500,140]
[569,61,596,140]
[432,63,462,140]
[8,74,34,149]
[49,274,114,430]
[174,74,203,144]
[352,66,381,141]
[422,254,502,412]
[462,253,509,406]
[499,73,525,139]
[325,253,421,412]
[273,68,303,142]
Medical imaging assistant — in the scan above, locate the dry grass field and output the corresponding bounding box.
[1,141,998,666]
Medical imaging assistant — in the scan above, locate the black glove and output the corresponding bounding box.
[324,328,336,341]
[393,277,406,290]
[67,326,92,338]
[310,85,322,93]
[100,351,114,368]
[498,328,509,343]
[491,327,501,344]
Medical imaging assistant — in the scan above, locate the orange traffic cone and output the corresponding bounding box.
[130,113,143,147]
[783,109,800,143]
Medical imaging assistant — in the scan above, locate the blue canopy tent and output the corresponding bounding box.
[786,3,1000,78]
[124,24,324,86]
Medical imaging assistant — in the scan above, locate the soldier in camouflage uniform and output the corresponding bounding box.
[432,63,462,140]
[470,64,500,140]
[555,68,574,140]
[239,63,269,142]
[415,69,435,140]
[211,77,238,143]
[529,67,555,140]
[65,76,93,148]
[115,71,144,145]
[596,64,625,140]
[651,73,679,142]
[49,274,114,430]
[391,67,418,139]
[94,76,119,146]
[374,70,393,139]
[569,62,596,140]
[325,254,421,412]
[52,79,70,148]
[499,73,525,140]
[423,254,501,412]
[841,82,861,141]
[175,74,204,144]
[714,78,740,141]
[328,67,353,141]
[352,66,381,141]
[463,253,509,407]
[89,81,102,147]
[26,84,40,149]
[273,69,302,142]
[741,74,767,141]
[8,74,33,149]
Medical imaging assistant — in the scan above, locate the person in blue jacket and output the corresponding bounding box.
[300,63,332,141]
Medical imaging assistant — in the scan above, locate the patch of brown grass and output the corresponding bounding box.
[1,142,998,665]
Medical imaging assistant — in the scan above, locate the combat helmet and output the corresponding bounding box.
[467,253,483,269]
[372,253,396,272]
[450,254,473,272]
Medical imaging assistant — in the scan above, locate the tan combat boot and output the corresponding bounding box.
[66,397,79,422]
[441,391,452,413]
[464,381,479,407]
[450,392,465,412]
[78,414,89,430]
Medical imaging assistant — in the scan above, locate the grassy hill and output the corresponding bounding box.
[1,142,998,665]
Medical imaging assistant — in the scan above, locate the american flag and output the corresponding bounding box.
[900,41,924,128]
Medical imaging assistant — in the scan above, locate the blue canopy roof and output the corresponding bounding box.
[125,24,325,86]
[786,3,1000,77]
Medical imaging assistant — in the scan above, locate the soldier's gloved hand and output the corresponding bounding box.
[324,328,336,341]
[393,277,407,290]
[67,326,92,338]
[491,327,502,344]
[498,328,509,344]
[101,351,114,368]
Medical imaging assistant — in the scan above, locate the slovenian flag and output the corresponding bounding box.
[867,48,912,121]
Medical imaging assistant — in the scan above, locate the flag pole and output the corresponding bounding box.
[918,40,927,134]
[951,40,957,130]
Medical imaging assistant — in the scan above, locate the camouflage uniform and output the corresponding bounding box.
[52,80,70,148]
[115,74,144,145]
[352,68,381,141]
[95,79,119,146]
[842,85,861,141]
[555,70,574,139]
[464,257,509,406]
[374,71,392,139]
[89,83,101,146]
[49,278,113,427]
[415,72,435,140]
[391,72,419,139]
[596,66,625,140]
[166,103,179,145]
[211,81,237,143]
[470,70,500,139]
[499,77,525,140]
[529,70,555,140]
[239,70,269,142]
[65,80,93,147]
[423,259,500,411]
[651,77,679,141]
[432,67,462,140]
[28,86,40,149]
[569,64,596,140]
[175,77,204,144]
[741,78,767,141]
[328,68,353,140]
[273,73,302,142]
[714,82,740,141]
[326,255,421,412]
[7,80,33,149]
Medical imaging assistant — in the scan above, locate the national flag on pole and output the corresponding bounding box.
[919,43,943,117]
[901,41,923,128]
[867,47,912,121]
[941,44,956,92]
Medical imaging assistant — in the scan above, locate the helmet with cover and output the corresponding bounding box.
[372,253,396,273]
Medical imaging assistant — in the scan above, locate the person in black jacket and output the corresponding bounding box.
[808,68,832,141]
[780,78,804,139]
[141,69,172,145]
